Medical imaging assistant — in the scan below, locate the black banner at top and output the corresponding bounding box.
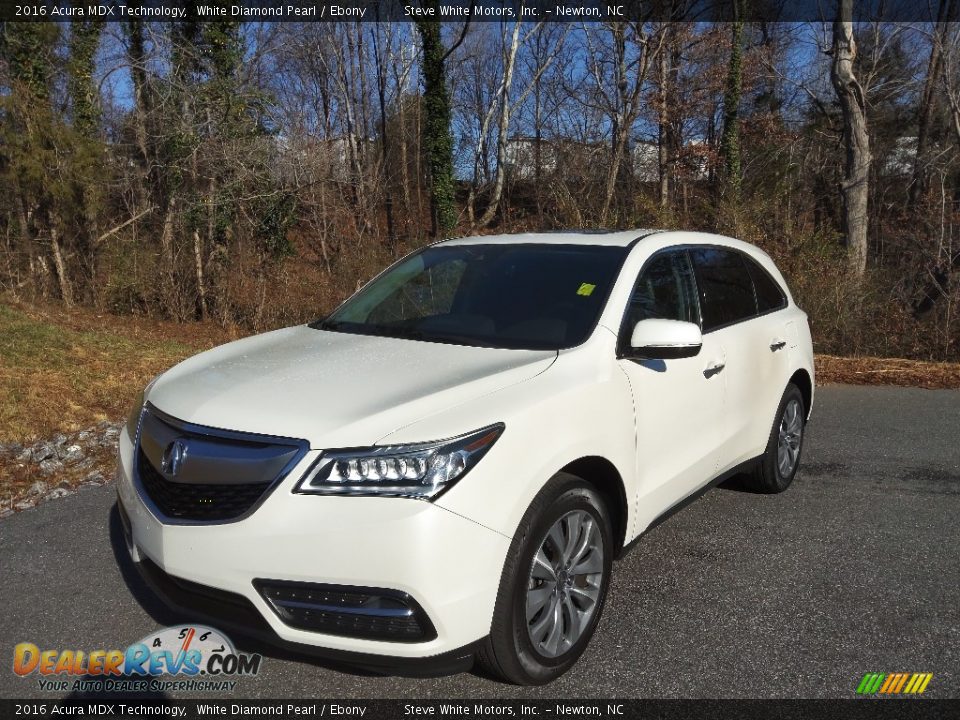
[1,0,953,23]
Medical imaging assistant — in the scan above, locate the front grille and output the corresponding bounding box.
[255,580,437,643]
[133,404,308,523]
[137,449,271,521]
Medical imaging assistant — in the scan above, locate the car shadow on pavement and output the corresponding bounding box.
[107,502,464,682]
[717,472,765,494]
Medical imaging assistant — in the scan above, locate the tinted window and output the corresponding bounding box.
[743,255,787,314]
[624,252,700,332]
[367,258,467,324]
[321,244,627,350]
[690,247,756,331]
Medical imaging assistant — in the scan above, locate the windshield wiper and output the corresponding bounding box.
[311,318,342,331]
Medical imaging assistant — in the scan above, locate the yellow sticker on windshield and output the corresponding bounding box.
[577,283,597,296]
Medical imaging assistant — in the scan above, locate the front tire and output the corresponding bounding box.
[478,473,613,685]
[750,383,806,493]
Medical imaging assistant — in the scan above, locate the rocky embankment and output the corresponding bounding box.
[0,421,120,518]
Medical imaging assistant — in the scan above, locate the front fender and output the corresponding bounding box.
[377,333,637,543]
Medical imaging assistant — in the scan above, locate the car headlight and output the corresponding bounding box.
[296,423,505,499]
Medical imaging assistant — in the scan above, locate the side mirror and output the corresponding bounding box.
[628,319,702,360]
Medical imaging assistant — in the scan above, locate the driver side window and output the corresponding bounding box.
[624,251,701,331]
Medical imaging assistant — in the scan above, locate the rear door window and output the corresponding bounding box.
[690,247,756,331]
[743,255,787,314]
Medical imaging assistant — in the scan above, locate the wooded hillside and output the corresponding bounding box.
[1,10,959,360]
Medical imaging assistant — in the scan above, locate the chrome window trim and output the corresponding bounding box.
[132,402,310,526]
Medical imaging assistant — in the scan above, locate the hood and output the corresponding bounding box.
[147,326,556,447]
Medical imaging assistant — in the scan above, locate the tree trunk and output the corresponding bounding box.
[601,126,629,226]
[720,8,744,199]
[397,96,412,235]
[16,202,36,298]
[416,12,458,238]
[476,21,524,229]
[414,94,425,238]
[126,21,151,168]
[830,0,871,278]
[389,24,416,238]
[67,20,103,140]
[159,197,178,317]
[49,225,73,307]
[658,45,670,209]
[599,25,628,226]
[948,76,960,147]
[909,0,954,209]
[371,24,396,245]
[465,66,502,227]
[193,228,207,320]
[2,214,16,298]
[534,72,544,220]
[36,256,51,300]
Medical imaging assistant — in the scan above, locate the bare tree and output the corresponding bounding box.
[719,4,744,199]
[830,0,871,278]
[911,20,960,317]
[585,22,665,225]
[464,17,566,229]
[3,17,960,360]
[908,0,955,209]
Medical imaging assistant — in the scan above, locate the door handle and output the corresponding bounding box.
[770,339,786,351]
[703,360,725,378]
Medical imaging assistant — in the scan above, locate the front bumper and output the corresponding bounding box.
[115,426,510,664]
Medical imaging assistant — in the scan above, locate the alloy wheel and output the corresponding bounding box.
[525,509,605,658]
[777,398,803,478]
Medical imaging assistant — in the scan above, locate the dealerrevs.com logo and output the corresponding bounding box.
[13,625,261,693]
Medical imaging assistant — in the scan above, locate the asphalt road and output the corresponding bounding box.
[2,385,958,699]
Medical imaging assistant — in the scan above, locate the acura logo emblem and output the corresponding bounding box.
[161,440,187,477]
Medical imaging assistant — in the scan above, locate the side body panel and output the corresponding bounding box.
[710,313,791,470]
[393,328,640,545]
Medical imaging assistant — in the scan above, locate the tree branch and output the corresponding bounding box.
[94,206,156,247]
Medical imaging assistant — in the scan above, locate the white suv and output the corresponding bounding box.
[117,229,813,684]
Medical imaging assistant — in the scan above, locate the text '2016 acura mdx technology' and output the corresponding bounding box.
[117,229,814,684]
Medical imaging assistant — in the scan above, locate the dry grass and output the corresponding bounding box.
[814,354,960,390]
[0,301,239,444]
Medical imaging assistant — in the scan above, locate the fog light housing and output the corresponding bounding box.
[254,580,437,643]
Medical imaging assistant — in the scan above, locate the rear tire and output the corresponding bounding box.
[750,383,805,493]
[478,472,613,685]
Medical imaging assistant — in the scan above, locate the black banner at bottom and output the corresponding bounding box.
[2,699,959,720]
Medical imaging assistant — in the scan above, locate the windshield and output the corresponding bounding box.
[316,244,628,350]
